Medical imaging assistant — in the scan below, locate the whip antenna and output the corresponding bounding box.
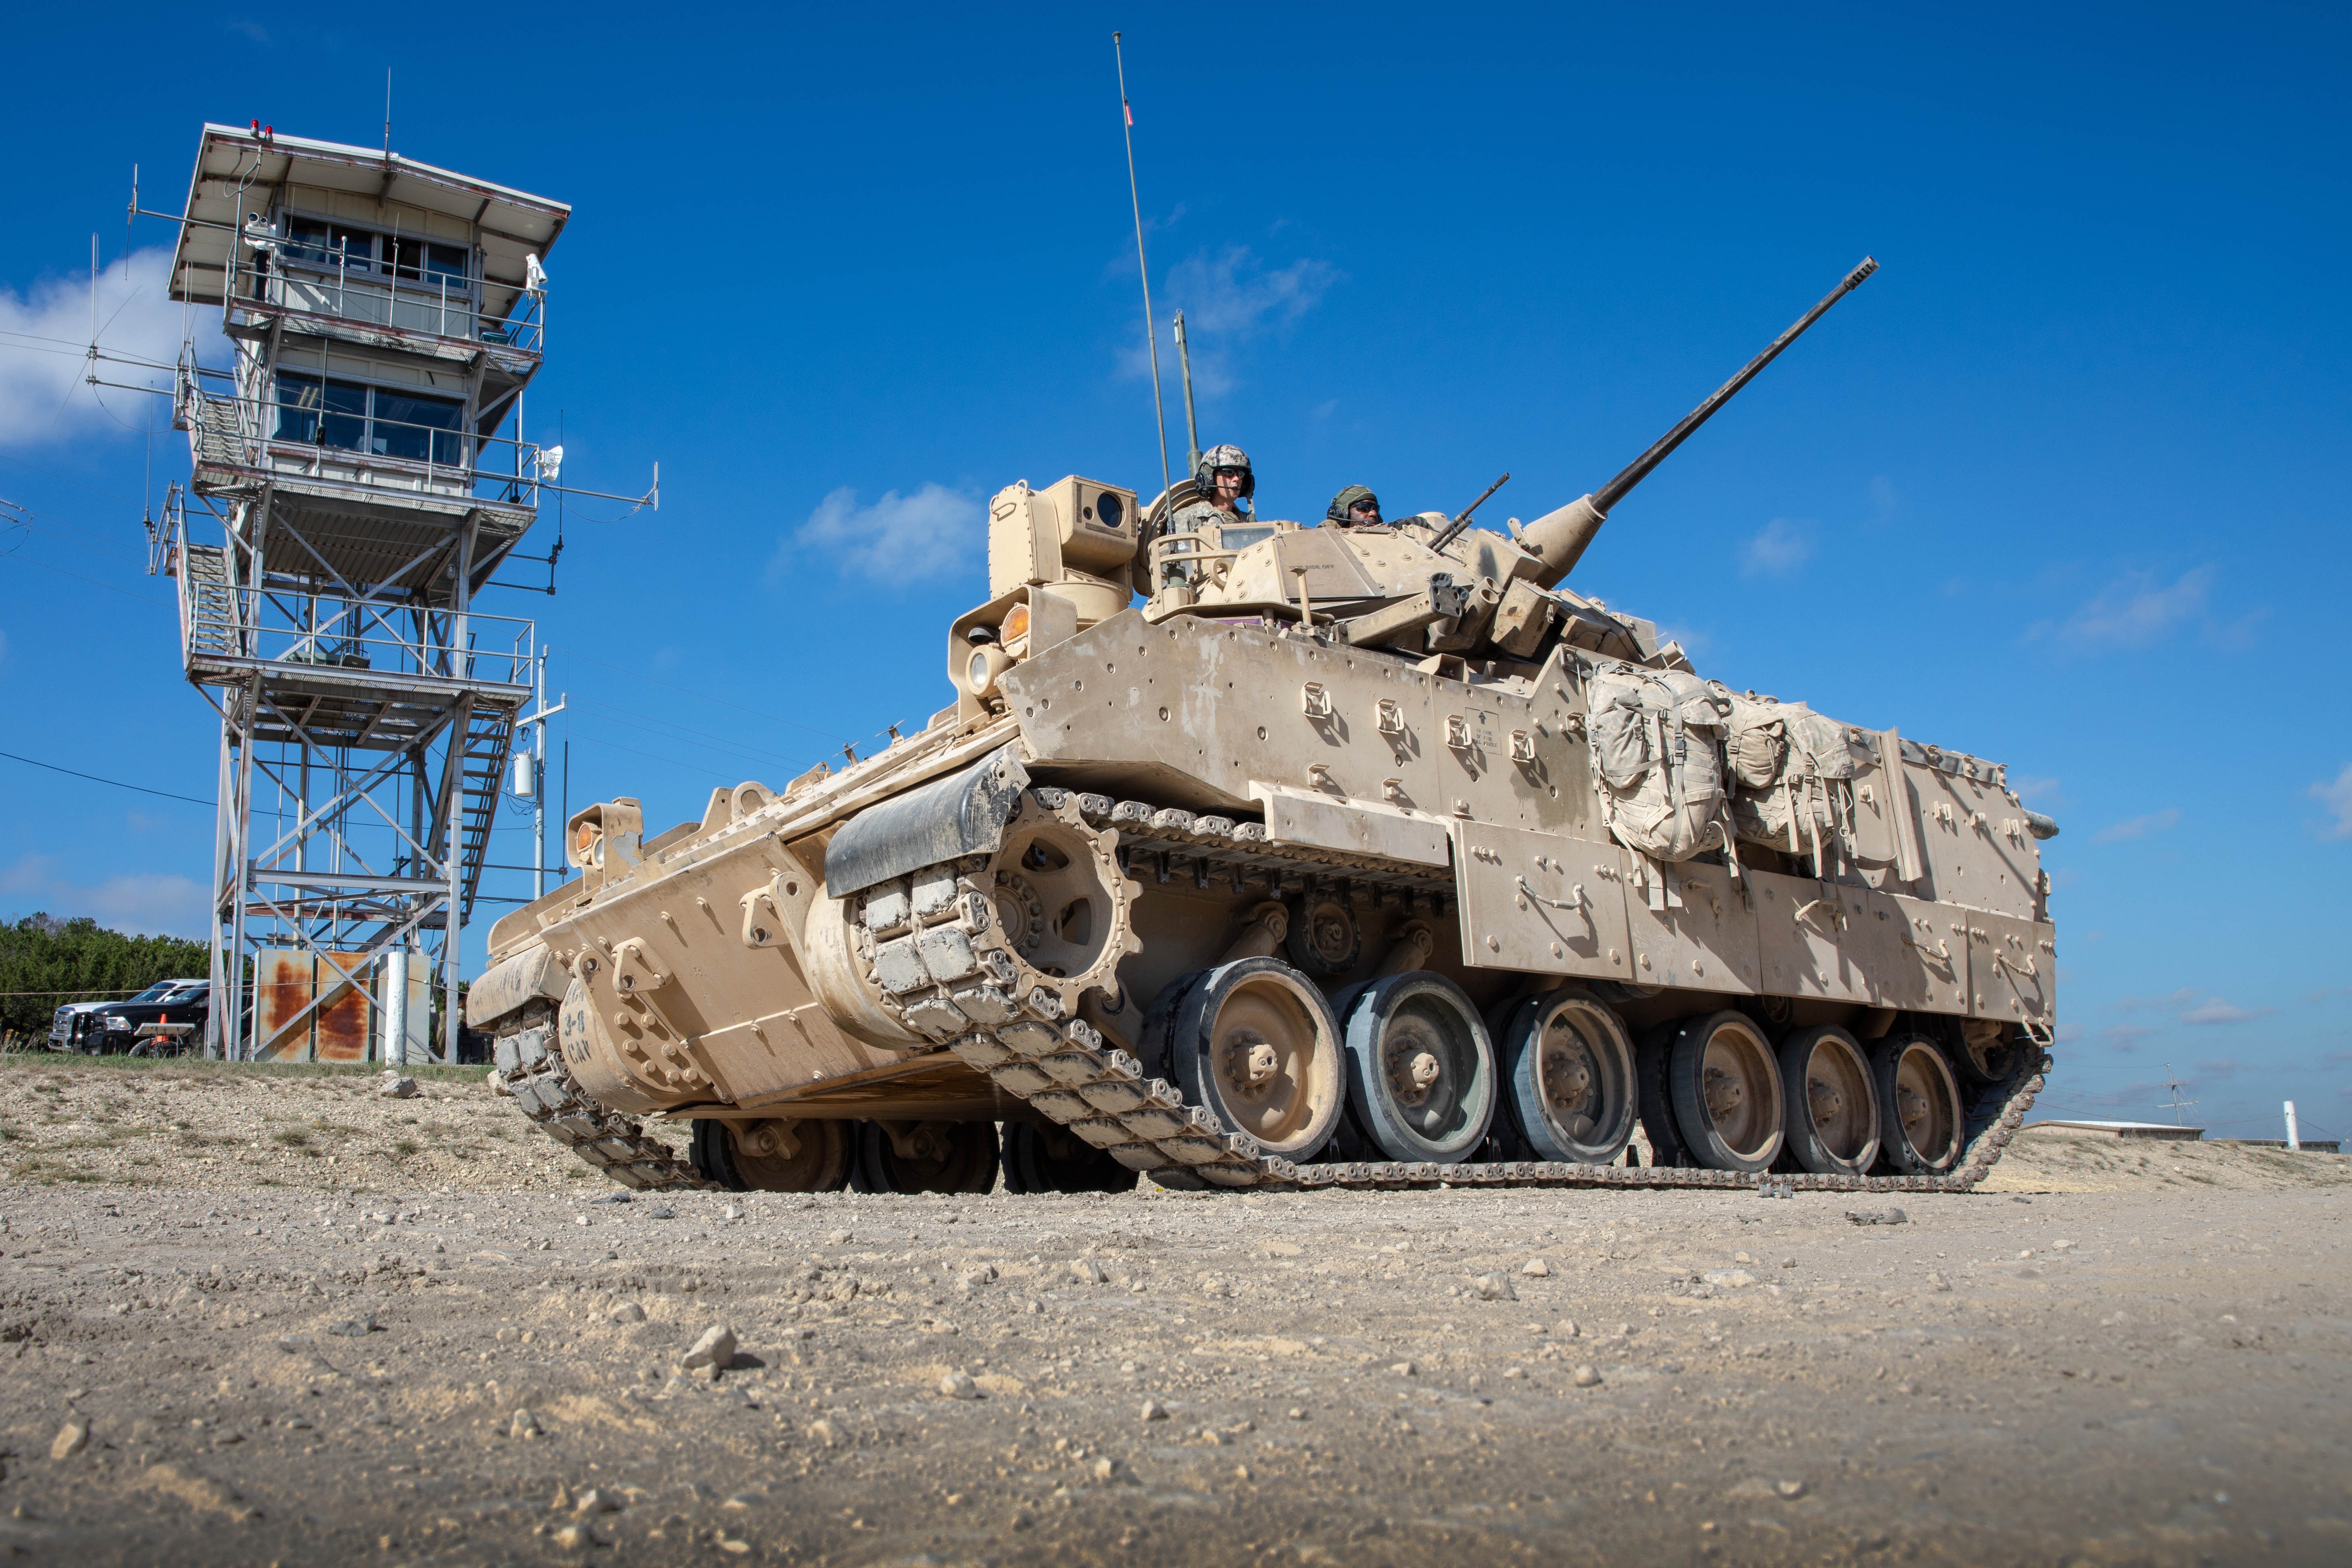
[1113,31,1173,505]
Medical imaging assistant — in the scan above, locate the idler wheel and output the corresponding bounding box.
[1667,1011,1784,1174]
[1000,1121,1141,1194]
[1501,988,1636,1165]
[1875,1034,1964,1175]
[849,1120,1000,1194]
[1777,1025,1880,1177]
[1172,958,1346,1161]
[1337,970,1497,1163]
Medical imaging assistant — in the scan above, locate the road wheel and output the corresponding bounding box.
[1667,1011,1784,1174]
[1777,1025,1879,1176]
[688,1118,737,1187]
[1503,988,1636,1164]
[1137,969,1213,1082]
[1952,1019,2022,1086]
[721,1118,852,1191]
[849,1120,1000,1194]
[1001,1120,1141,1193]
[1876,1035,1964,1174]
[1337,970,1497,1163]
[1171,958,1345,1161]
[1634,1023,1691,1168]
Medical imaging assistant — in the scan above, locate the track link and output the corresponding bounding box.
[494,1015,714,1191]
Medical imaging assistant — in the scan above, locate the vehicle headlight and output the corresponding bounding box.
[965,645,1013,701]
[104,1015,131,1030]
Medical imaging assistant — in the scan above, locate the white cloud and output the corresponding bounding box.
[2100,1024,2153,1052]
[2093,808,2179,844]
[1654,623,1714,659]
[0,246,204,448]
[0,853,208,938]
[777,484,981,585]
[2007,774,2064,805]
[1169,245,1335,339]
[1868,475,1899,523]
[1124,245,1338,397]
[2112,987,2198,1013]
[2179,999,2274,1027]
[2309,763,2352,839]
[2030,565,2245,651]
[1739,518,1815,577]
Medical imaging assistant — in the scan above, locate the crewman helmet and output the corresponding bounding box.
[1195,444,1255,502]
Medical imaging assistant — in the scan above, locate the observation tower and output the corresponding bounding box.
[158,123,567,1061]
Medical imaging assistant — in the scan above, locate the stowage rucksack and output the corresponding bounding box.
[1724,696,1869,866]
[1586,665,1731,864]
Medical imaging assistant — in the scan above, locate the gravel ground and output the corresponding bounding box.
[0,1057,679,1193]
[0,1057,2348,1566]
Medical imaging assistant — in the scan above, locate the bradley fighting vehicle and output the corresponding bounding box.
[470,258,2057,1196]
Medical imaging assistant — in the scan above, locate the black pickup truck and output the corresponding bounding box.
[93,978,211,1056]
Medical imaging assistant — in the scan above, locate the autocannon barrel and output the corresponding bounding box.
[1519,256,1878,588]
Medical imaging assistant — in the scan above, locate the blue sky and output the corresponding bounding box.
[2,4,2346,1140]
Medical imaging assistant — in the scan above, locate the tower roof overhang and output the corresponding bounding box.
[170,124,570,308]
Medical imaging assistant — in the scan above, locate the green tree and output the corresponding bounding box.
[0,914,211,1040]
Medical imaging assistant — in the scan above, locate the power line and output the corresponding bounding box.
[0,551,171,606]
[0,747,210,806]
[558,648,849,745]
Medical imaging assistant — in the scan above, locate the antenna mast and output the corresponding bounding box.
[1112,32,1173,506]
[2160,1063,2198,1126]
[384,69,394,158]
[1172,309,1201,474]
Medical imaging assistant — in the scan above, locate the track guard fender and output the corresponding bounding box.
[824,746,1030,899]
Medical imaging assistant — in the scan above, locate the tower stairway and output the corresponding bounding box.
[453,702,517,922]
[179,542,240,662]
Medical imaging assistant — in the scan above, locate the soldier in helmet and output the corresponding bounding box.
[1172,444,1254,536]
[1325,484,1383,528]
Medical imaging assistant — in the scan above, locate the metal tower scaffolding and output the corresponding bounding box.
[156,124,569,1062]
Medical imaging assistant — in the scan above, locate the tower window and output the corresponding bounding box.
[280,219,469,291]
[285,219,377,271]
[276,374,463,466]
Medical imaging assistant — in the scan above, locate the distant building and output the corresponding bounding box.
[2020,1119,2204,1142]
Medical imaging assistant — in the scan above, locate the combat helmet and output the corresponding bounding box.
[1194,443,1255,502]
[1326,484,1380,525]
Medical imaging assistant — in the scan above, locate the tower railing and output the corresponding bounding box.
[177,368,553,509]
[220,247,545,355]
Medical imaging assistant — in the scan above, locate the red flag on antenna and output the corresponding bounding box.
[1124,102,1134,127]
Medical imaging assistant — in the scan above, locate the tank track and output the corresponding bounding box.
[484,785,2045,1195]
[500,1041,715,1193]
[879,787,2047,1195]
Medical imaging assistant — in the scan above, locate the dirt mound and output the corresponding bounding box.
[1981,1126,2352,1193]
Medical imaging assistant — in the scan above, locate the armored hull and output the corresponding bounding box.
[470,261,2057,1196]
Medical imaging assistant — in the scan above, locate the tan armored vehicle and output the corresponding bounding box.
[471,258,2056,1196]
